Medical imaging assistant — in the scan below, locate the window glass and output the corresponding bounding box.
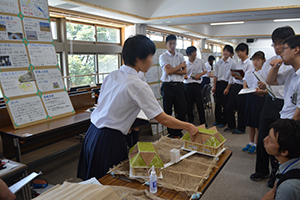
[98,55,119,73]
[97,26,120,43]
[67,22,95,41]
[50,21,57,40]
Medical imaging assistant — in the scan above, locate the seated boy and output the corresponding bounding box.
[261,119,300,200]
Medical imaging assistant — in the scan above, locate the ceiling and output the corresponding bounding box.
[48,0,300,43]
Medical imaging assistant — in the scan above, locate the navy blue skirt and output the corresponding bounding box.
[244,93,265,128]
[77,124,128,180]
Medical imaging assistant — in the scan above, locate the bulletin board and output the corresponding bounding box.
[0,0,75,129]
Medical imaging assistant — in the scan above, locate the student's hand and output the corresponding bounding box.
[194,74,201,80]
[257,81,266,90]
[212,87,216,93]
[223,88,229,95]
[270,58,283,69]
[179,62,186,69]
[184,75,188,79]
[0,179,16,200]
[186,124,199,140]
[254,88,264,97]
[231,72,238,78]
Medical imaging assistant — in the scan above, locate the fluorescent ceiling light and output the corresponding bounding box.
[274,18,300,22]
[210,21,244,26]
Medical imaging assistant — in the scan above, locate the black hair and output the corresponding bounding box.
[251,51,266,60]
[223,45,234,54]
[186,46,197,56]
[283,35,300,50]
[208,55,215,62]
[122,35,156,67]
[166,34,177,43]
[270,119,300,159]
[271,26,295,43]
[235,43,249,55]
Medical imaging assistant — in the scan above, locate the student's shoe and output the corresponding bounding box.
[242,144,252,152]
[224,127,234,132]
[248,146,256,154]
[250,173,269,181]
[232,129,245,134]
[218,124,225,128]
[213,122,220,126]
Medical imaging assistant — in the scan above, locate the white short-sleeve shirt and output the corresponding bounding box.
[243,68,262,89]
[91,65,163,134]
[202,62,212,78]
[276,68,300,119]
[214,57,237,82]
[229,58,253,85]
[183,58,206,84]
[260,55,293,100]
[159,51,185,82]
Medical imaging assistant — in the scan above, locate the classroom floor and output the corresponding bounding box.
[26,109,271,200]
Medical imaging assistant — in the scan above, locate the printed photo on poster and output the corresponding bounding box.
[20,0,49,19]
[0,43,30,68]
[34,68,64,92]
[0,15,23,41]
[7,96,47,126]
[27,43,57,66]
[0,71,37,97]
[23,18,52,42]
[0,0,19,14]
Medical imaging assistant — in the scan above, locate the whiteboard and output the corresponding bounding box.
[0,0,19,14]
[20,0,49,19]
[23,18,52,42]
[7,96,47,126]
[0,71,37,97]
[0,15,23,41]
[41,91,74,117]
[0,43,30,68]
[27,43,57,66]
[34,68,64,92]
[145,66,158,83]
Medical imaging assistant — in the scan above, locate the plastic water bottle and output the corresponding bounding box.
[149,165,157,193]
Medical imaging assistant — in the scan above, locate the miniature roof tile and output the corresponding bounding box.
[129,142,164,168]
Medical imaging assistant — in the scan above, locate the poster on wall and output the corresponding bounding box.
[23,18,52,42]
[149,84,161,100]
[27,43,57,66]
[0,0,20,14]
[0,43,30,68]
[34,68,64,92]
[0,70,37,97]
[7,96,47,126]
[42,91,74,117]
[145,66,158,83]
[19,0,49,19]
[0,15,23,41]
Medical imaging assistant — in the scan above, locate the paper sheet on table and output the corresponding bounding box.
[137,110,149,121]
[79,177,102,185]
[0,160,18,176]
[238,88,257,95]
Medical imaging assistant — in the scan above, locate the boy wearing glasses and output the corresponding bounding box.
[250,26,295,187]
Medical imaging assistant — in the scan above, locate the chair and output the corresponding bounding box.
[202,84,213,119]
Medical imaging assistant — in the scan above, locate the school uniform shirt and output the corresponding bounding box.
[183,58,206,84]
[202,61,212,78]
[260,55,293,100]
[276,67,300,119]
[214,57,237,82]
[229,58,253,85]
[159,51,185,82]
[243,68,262,89]
[91,65,163,134]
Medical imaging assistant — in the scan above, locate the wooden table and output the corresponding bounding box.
[99,149,232,199]
[0,109,91,168]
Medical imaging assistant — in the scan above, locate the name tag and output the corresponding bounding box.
[291,91,297,105]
